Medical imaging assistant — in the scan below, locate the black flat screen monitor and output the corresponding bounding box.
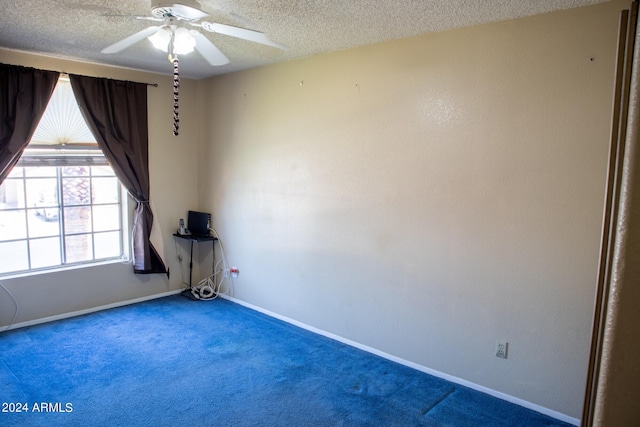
[187,211,211,236]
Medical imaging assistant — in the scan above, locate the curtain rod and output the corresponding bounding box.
[2,63,158,87]
[59,71,158,87]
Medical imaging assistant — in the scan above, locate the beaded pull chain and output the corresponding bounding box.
[172,56,180,136]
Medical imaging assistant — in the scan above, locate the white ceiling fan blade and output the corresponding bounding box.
[190,31,229,66]
[101,26,161,54]
[199,21,287,50]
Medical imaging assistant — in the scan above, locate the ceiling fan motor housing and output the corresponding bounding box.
[151,0,208,20]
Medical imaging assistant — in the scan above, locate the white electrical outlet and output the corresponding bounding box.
[496,341,508,359]
[223,267,239,278]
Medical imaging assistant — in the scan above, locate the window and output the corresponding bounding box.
[0,77,127,275]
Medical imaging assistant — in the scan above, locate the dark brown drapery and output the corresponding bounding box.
[0,64,59,183]
[69,74,166,274]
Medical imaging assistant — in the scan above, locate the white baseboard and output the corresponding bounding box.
[221,294,580,426]
[2,289,183,332]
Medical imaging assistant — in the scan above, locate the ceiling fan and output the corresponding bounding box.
[101,0,287,66]
[101,0,286,137]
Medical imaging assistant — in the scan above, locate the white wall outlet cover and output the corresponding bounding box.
[496,341,508,359]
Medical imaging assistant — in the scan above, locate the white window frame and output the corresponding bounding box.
[0,164,130,277]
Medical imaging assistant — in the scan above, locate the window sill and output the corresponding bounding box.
[0,257,131,281]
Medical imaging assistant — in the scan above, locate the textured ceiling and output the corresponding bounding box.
[0,0,608,80]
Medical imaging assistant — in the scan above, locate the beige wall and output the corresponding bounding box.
[0,49,201,321]
[197,2,623,420]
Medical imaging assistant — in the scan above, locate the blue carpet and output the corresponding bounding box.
[0,295,572,426]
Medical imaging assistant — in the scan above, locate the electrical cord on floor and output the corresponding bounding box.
[0,280,19,332]
[190,275,221,300]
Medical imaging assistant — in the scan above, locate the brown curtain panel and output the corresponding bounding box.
[0,63,59,183]
[69,74,166,274]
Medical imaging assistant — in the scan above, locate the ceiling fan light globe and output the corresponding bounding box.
[173,27,196,55]
[148,27,171,52]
